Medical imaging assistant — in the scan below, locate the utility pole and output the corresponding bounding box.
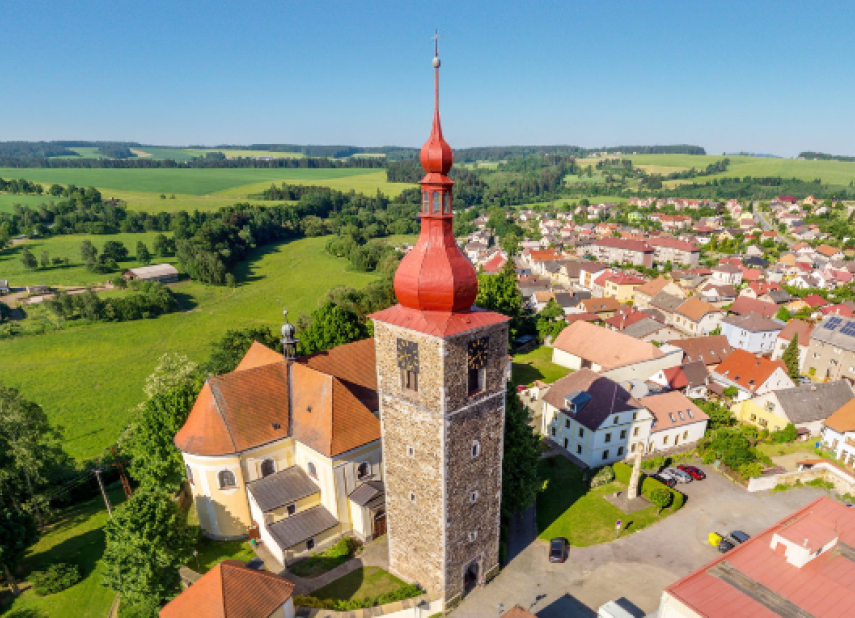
[109,446,133,500]
[94,468,113,518]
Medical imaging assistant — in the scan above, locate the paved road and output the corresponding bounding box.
[754,205,793,248]
[454,465,825,617]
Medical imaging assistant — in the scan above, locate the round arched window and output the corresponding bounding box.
[307,461,318,479]
[218,469,236,489]
[260,459,275,478]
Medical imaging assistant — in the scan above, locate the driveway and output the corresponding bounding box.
[454,465,825,617]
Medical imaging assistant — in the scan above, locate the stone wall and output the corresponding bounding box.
[374,318,508,605]
[746,463,855,493]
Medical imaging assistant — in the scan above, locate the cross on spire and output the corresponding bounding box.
[432,30,440,58]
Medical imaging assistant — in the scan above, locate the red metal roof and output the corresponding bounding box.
[370,303,509,338]
[665,497,855,618]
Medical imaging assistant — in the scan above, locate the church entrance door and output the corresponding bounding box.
[464,560,480,593]
[373,510,386,538]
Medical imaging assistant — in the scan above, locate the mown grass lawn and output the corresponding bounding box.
[536,458,666,547]
[0,236,382,460]
[511,346,572,386]
[311,567,407,602]
[0,193,58,214]
[0,232,179,288]
[0,487,126,618]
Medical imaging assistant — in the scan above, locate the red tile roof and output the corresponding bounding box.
[802,294,829,308]
[482,253,506,273]
[777,319,813,345]
[593,237,653,252]
[175,341,382,458]
[640,391,709,432]
[821,304,854,318]
[604,273,646,286]
[647,237,698,251]
[553,321,663,370]
[604,311,649,330]
[160,560,295,618]
[729,296,779,318]
[714,349,787,392]
[665,497,855,618]
[370,304,510,338]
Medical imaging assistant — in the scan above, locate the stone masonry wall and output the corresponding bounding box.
[374,318,509,603]
[375,321,446,595]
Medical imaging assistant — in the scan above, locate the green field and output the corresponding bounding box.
[0,233,178,287]
[0,193,61,214]
[0,236,382,460]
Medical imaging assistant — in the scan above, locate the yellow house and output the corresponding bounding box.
[175,339,385,566]
[603,273,646,302]
[731,398,790,433]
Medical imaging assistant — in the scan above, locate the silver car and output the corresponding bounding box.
[665,467,692,483]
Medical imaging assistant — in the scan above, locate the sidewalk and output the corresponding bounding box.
[254,535,390,596]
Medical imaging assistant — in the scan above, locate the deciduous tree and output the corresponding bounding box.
[501,384,541,518]
[200,327,280,377]
[298,302,368,355]
[0,508,39,595]
[20,247,37,270]
[136,241,152,265]
[101,488,196,613]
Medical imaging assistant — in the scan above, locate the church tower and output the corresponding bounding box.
[370,41,510,608]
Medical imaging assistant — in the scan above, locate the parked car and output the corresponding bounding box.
[678,464,706,480]
[717,538,736,553]
[666,467,692,483]
[652,473,676,488]
[729,530,750,544]
[549,538,567,563]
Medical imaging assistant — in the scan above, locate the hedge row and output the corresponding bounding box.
[613,461,685,511]
[295,584,423,610]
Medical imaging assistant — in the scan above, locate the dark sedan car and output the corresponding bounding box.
[549,538,567,563]
[729,530,750,544]
[652,473,676,488]
[717,538,736,553]
[678,464,706,480]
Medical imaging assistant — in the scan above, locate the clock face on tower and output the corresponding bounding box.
[468,337,489,370]
[397,339,420,373]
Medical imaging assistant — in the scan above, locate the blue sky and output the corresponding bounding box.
[2,0,854,156]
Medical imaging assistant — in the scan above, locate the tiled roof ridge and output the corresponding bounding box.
[207,379,239,454]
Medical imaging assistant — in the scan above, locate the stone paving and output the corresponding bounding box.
[453,464,827,617]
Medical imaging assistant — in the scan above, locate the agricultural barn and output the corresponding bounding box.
[123,263,180,284]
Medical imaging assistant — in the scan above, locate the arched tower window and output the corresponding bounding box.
[357,462,371,480]
[218,469,236,489]
[307,461,318,479]
[260,459,275,478]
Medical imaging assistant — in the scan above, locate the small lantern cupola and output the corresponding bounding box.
[281,310,298,361]
[392,34,479,314]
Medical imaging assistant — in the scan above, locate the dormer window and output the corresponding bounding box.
[678,411,685,420]
[668,413,676,422]
[687,409,694,419]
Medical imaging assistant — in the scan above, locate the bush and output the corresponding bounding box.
[31,563,82,596]
[590,465,615,488]
[613,461,684,512]
[648,487,672,513]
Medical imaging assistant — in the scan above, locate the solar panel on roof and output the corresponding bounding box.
[825,317,844,330]
[841,324,855,337]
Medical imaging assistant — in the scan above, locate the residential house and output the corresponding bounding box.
[633,278,685,310]
[720,314,784,354]
[639,391,710,453]
[159,560,296,618]
[657,497,855,618]
[552,321,680,381]
[728,296,779,319]
[587,237,654,268]
[711,263,743,286]
[698,282,737,304]
[622,318,684,343]
[578,262,607,291]
[602,272,646,302]
[710,349,794,401]
[820,399,855,471]
[762,289,793,305]
[553,291,591,315]
[663,335,734,368]
[529,290,555,312]
[648,360,711,399]
[541,370,707,464]
[732,380,854,436]
[804,314,855,384]
[816,244,844,261]
[771,320,813,369]
[672,297,725,336]
[649,292,686,325]
[647,237,700,267]
[577,297,622,319]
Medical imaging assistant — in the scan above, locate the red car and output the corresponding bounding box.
[677,464,706,480]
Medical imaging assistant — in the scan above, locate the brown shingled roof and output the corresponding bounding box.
[159,560,295,618]
[667,335,733,366]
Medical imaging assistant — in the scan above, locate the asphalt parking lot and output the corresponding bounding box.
[454,463,827,618]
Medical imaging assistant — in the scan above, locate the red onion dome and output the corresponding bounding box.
[393,216,478,313]
[419,110,453,175]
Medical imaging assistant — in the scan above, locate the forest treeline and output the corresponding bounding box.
[799,151,855,163]
[0,154,386,169]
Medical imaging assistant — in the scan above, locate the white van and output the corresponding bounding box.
[598,600,637,618]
